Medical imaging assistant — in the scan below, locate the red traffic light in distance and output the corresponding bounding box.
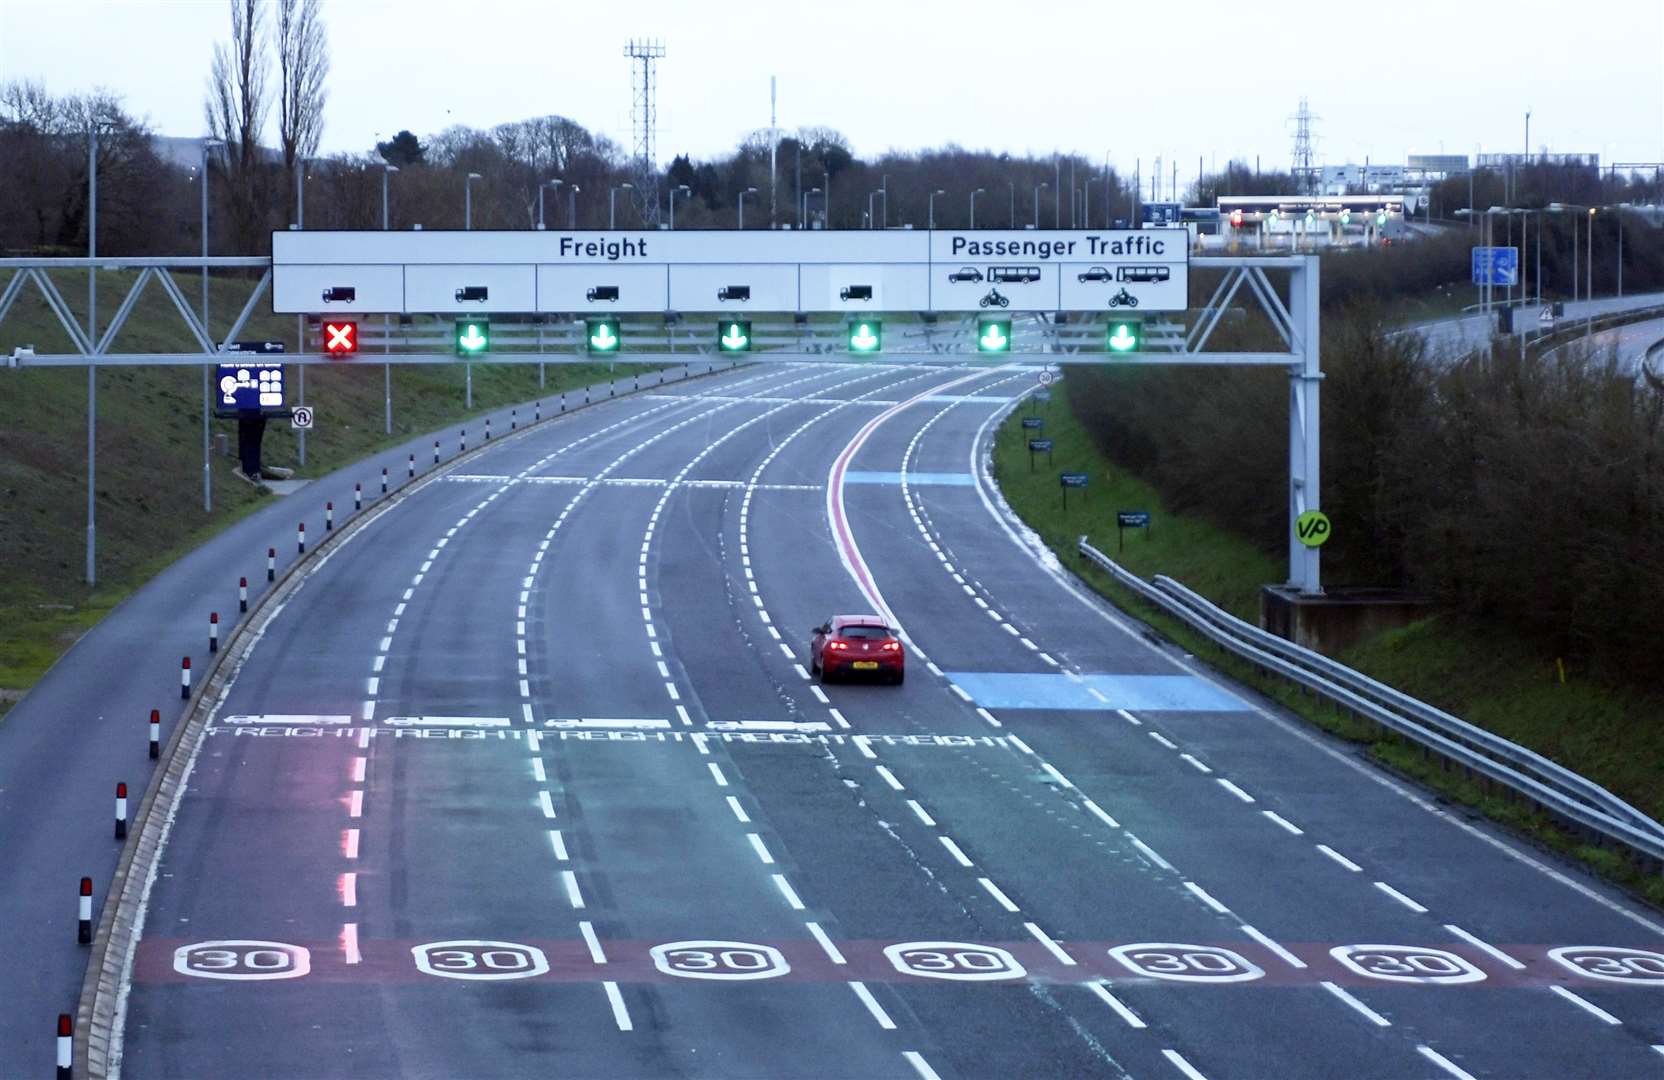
[323,320,358,357]
[1230,208,1244,228]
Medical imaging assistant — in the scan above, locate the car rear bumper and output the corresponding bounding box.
[826,657,904,678]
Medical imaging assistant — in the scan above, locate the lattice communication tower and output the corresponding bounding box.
[1289,96,1320,194]
[624,38,664,225]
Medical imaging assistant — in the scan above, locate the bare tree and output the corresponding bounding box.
[205,0,269,250]
[276,0,329,223]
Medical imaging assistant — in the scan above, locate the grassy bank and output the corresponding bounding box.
[0,268,657,714]
[991,380,1664,905]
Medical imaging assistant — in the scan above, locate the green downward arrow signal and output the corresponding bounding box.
[589,323,618,351]
[457,323,488,353]
[1107,323,1140,352]
[850,323,880,351]
[721,323,749,350]
[979,323,1009,351]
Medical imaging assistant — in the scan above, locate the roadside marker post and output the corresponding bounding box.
[208,612,219,653]
[381,467,388,495]
[179,657,191,700]
[239,577,248,613]
[354,484,362,512]
[408,454,415,479]
[434,440,440,465]
[512,408,517,430]
[115,782,128,839]
[326,502,334,532]
[460,429,467,453]
[485,416,492,441]
[57,1013,72,1079]
[149,709,160,758]
[267,547,277,582]
[536,401,543,422]
[77,877,93,944]
[298,522,306,554]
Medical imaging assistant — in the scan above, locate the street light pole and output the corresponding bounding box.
[465,172,482,229]
[670,184,690,229]
[800,187,820,228]
[200,137,223,509]
[568,185,579,229]
[87,126,97,584]
[970,188,984,229]
[538,178,562,230]
[867,190,877,230]
[610,182,634,229]
[927,189,944,229]
[1033,182,1048,228]
[382,164,398,435]
[737,186,757,229]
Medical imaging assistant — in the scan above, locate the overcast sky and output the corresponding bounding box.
[2,0,1660,180]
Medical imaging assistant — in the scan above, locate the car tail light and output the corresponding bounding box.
[882,641,901,652]
[827,641,848,650]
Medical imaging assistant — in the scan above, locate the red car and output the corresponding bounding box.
[809,615,905,684]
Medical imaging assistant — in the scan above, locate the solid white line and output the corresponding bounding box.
[1127,833,1173,871]
[727,795,750,823]
[1162,1048,1210,1080]
[1417,1045,1479,1080]
[1240,924,1306,969]
[708,762,729,787]
[1551,985,1623,1025]
[747,833,775,865]
[1261,810,1303,835]
[1184,881,1231,915]
[539,790,557,819]
[940,836,974,867]
[580,920,607,963]
[1024,922,1077,965]
[828,708,850,729]
[1322,981,1390,1027]
[1443,924,1526,970]
[875,765,904,791]
[603,981,632,1031]
[1317,844,1363,872]
[907,799,936,826]
[806,921,846,964]
[849,981,896,1030]
[1149,731,1178,750]
[1087,980,1146,1028]
[1117,708,1141,726]
[1374,881,1429,914]
[1216,778,1256,803]
[1040,761,1075,789]
[341,922,361,965]
[548,830,568,861]
[773,874,806,910]
[902,1051,942,1080]
[978,877,1020,912]
[562,870,585,909]
[1081,799,1120,828]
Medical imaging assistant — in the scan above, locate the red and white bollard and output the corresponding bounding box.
[267,547,276,583]
[57,1013,72,1079]
[297,522,306,555]
[354,483,362,511]
[325,503,334,532]
[149,709,160,759]
[180,657,191,700]
[208,612,219,654]
[460,429,467,453]
[408,453,415,479]
[115,782,128,839]
[239,576,248,613]
[381,467,388,495]
[433,440,440,465]
[77,877,93,944]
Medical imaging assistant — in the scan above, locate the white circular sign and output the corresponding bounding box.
[173,940,310,981]
[885,942,1026,982]
[412,940,549,981]
[1109,943,1264,983]
[1036,369,1055,386]
[651,941,790,980]
[1330,945,1486,985]
[290,405,314,430]
[1550,946,1664,984]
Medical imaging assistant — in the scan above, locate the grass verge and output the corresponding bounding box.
[991,380,1664,908]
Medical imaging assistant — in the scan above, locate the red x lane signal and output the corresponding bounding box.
[323,320,358,357]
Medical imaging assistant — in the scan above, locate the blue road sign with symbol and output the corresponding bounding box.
[215,363,285,417]
[1471,246,1519,286]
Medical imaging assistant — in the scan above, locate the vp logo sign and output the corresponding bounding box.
[1295,509,1331,548]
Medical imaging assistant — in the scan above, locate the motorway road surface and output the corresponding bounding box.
[1413,291,1664,357]
[13,359,1664,1079]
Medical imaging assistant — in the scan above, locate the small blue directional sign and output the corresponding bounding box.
[1471,246,1519,286]
[1060,472,1090,488]
[1022,417,1044,430]
[1029,438,1054,452]
[1117,511,1150,528]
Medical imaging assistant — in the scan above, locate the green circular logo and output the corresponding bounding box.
[1295,510,1331,548]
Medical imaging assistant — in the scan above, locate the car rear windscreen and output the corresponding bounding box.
[839,625,893,639]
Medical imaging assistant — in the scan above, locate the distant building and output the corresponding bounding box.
[1477,152,1599,169]
[150,135,284,171]
[1318,164,1408,195]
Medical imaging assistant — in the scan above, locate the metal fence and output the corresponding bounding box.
[1075,535,1664,869]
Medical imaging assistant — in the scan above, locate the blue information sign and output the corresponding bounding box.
[1117,511,1150,528]
[1471,246,1519,286]
[1021,417,1044,430]
[1028,438,1053,452]
[1060,472,1089,488]
[215,362,286,417]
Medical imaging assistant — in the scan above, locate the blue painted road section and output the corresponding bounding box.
[945,672,1246,711]
[844,471,976,486]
